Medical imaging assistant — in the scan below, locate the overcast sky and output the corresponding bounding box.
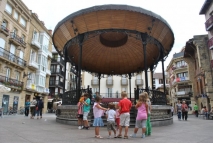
[22,0,207,73]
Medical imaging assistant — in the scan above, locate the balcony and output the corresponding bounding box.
[173,65,187,71]
[175,91,190,96]
[51,69,64,76]
[47,50,52,58]
[28,60,38,70]
[43,88,50,94]
[9,32,26,48]
[0,47,26,69]
[135,79,143,86]
[172,77,190,85]
[208,37,213,50]
[51,57,64,66]
[205,15,213,31]
[0,75,23,90]
[91,79,98,85]
[49,80,63,87]
[46,69,51,76]
[36,86,45,93]
[31,38,40,49]
[121,79,128,86]
[26,82,36,91]
[0,25,9,36]
[106,79,113,86]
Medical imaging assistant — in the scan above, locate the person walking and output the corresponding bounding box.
[36,98,44,119]
[93,96,108,139]
[83,93,91,130]
[194,103,198,117]
[105,102,116,139]
[77,95,84,129]
[25,99,30,117]
[130,93,148,138]
[176,100,182,121]
[145,92,152,136]
[116,91,132,139]
[30,97,37,119]
[181,101,188,121]
[171,105,174,116]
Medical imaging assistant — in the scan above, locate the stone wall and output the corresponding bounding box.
[56,105,173,127]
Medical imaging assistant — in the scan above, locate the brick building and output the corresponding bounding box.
[0,0,52,114]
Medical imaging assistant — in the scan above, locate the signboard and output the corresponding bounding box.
[31,84,36,90]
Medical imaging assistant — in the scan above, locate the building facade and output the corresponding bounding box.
[82,72,152,98]
[153,72,169,89]
[0,0,52,113]
[166,50,193,111]
[184,35,213,111]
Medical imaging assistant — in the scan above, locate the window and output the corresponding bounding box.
[33,31,39,41]
[2,20,8,29]
[12,28,17,37]
[36,75,45,87]
[183,72,188,77]
[21,35,25,42]
[6,68,10,81]
[107,88,113,98]
[30,50,37,62]
[15,71,20,81]
[50,65,57,72]
[20,17,26,27]
[0,38,5,49]
[176,60,187,67]
[5,3,12,14]
[13,11,18,20]
[38,54,47,72]
[159,79,164,84]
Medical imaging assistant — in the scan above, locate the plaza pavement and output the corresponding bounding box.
[0,114,213,143]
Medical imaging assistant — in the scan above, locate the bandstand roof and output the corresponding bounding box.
[53,5,174,75]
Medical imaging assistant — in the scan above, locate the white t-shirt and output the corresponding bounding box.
[106,109,116,121]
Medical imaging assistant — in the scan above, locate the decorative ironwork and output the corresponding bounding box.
[134,87,166,105]
[62,86,92,105]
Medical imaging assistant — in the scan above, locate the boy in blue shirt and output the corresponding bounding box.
[83,93,90,130]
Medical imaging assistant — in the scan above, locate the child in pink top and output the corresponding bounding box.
[115,103,120,131]
[130,92,148,138]
[93,96,108,139]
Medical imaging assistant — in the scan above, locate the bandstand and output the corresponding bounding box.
[52,5,174,126]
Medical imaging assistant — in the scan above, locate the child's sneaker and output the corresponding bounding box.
[130,133,136,138]
[142,134,145,138]
[107,136,111,139]
[78,126,81,129]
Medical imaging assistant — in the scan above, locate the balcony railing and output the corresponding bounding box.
[49,80,63,87]
[106,79,113,85]
[208,37,213,50]
[173,65,187,71]
[0,25,9,36]
[91,79,98,85]
[172,77,189,85]
[9,32,26,47]
[28,60,38,69]
[0,47,26,67]
[51,69,64,76]
[51,57,65,65]
[121,79,128,85]
[175,91,191,96]
[31,38,40,49]
[0,75,23,89]
[205,15,213,31]
[135,79,143,85]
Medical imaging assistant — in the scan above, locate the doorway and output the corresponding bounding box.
[2,95,9,114]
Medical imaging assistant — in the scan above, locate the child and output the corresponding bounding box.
[83,93,91,130]
[93,95,108,138]
[77,95,84,129]
[115,102,120,131]
[117,91,132,139]
[145,92,152,136]
[130,92,148,138]
[105,102,116,139]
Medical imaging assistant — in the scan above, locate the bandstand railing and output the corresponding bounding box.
[134,87,167,105]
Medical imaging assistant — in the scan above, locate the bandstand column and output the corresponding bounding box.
[128,73,132,101]
[63,60,67,93]
[161,54,166,94]
[150,65,154,89]
[77,34,84,100]
[141,33,149,91]
[98,74,101,94]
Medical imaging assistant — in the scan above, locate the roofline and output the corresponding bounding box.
[53,4,174,35]
[199,0,213,15]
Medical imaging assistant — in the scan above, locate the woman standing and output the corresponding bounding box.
[181,101,188,121]
[176,100,182,121]
[30,97,37,119]
[145,92,152,136]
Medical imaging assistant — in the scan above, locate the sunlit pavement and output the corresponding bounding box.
[0,114,213,143]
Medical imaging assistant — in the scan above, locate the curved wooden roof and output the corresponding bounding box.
[53,5,174,75]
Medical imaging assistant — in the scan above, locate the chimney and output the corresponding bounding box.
[48,30,52,35]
